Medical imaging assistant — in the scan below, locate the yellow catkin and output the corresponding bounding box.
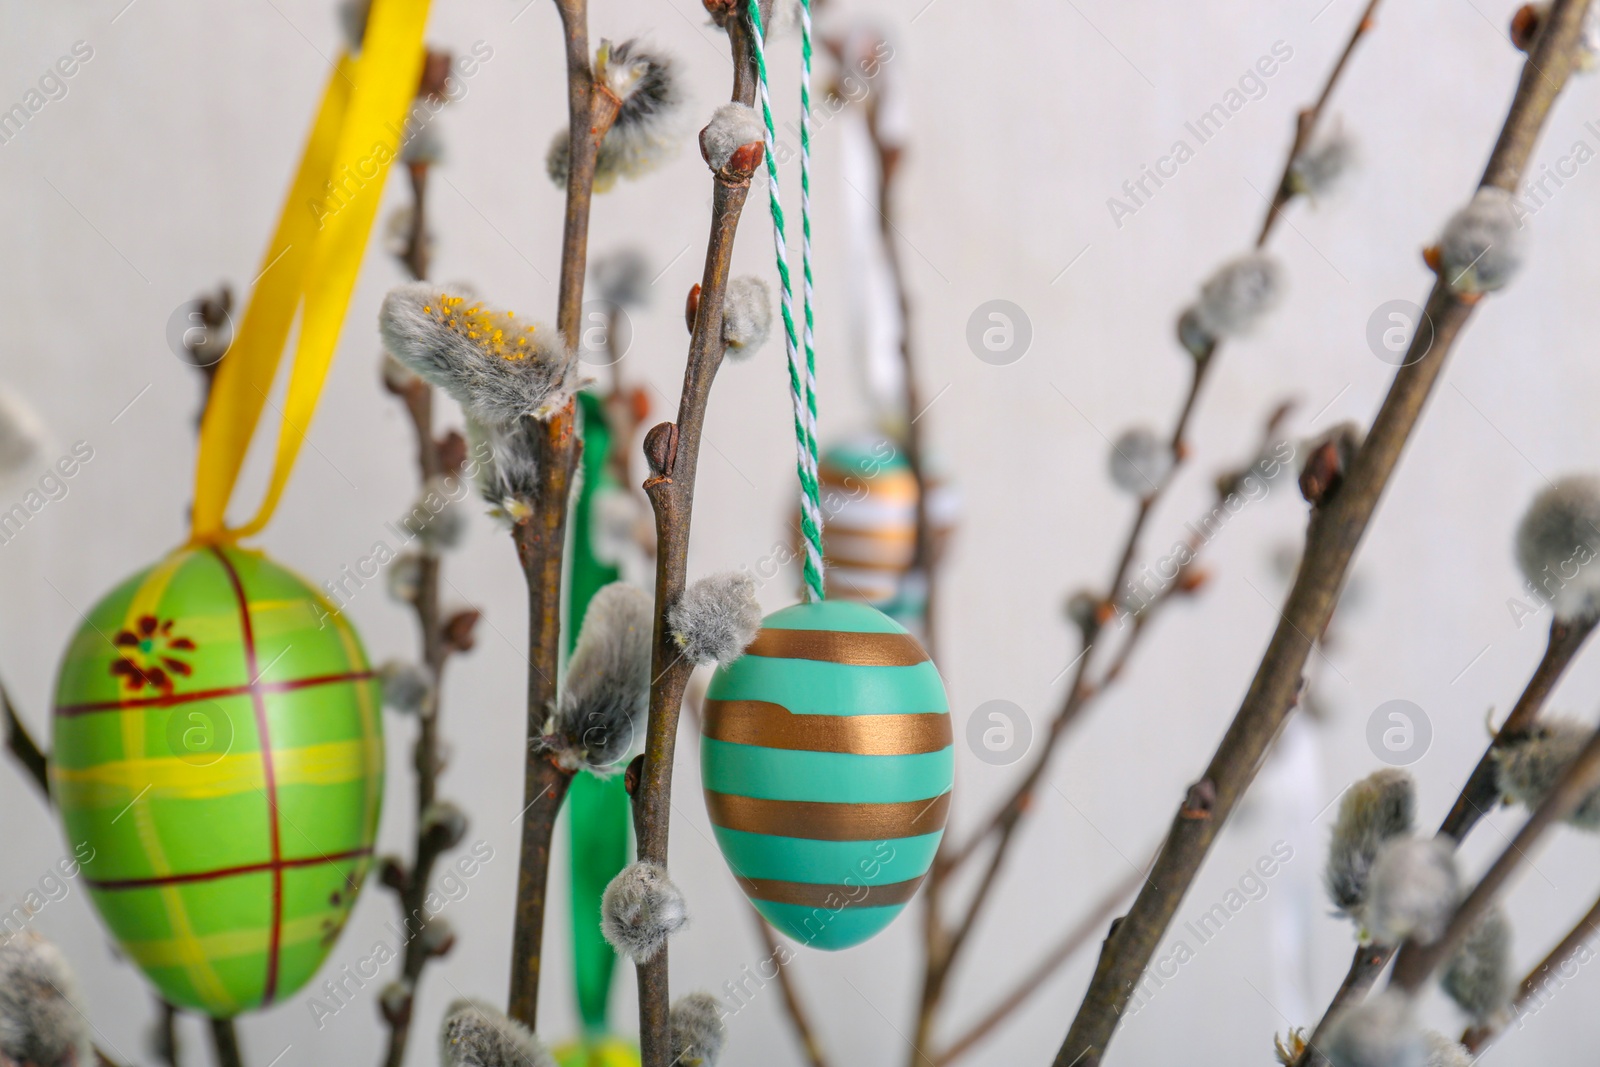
[428,291,535,362]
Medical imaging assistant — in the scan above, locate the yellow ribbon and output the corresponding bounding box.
[190,0,431,543]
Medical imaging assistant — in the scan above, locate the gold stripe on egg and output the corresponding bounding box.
[818,470,919,503]
[705,790,951,841]
[737,873,927,908]
[745,628,929,665]
[704,700,952,755]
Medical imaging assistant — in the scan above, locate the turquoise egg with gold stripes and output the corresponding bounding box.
[700,600,951,949]
[50,544,384,1016]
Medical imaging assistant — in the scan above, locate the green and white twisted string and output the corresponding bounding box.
[746,0,825,603]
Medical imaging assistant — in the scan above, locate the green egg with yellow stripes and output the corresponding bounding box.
[50,544,384,1016]
[701,600,951,949]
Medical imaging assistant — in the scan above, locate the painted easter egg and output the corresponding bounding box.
[50,544,384,1016]
[815,438,958,615]
[700,601,951,949]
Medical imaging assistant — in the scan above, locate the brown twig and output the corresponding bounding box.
[935,861,1147,1065]
[402,162,431,282]
[910,395,1295,1054]
[631,7,763,1063]
[1056,2,1592,1060]
[1292,615,1597,1066]
[1257,0,1382,245]
[153,998,180,1067]
[377,156,477,1066]
[1442,616,1597,842]
[1461,888,1600,1052]
[1392,715,1600,993]
[505,414,581,1030]
[750,907,833,1067]
[2,680,49,800]
[209,1016,243,1067]
[940,0,1380,888]
[505,0,632,1027]
[858,66,939,663]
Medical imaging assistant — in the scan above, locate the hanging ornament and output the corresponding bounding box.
[702,601,950,948]
[52,546,383,1015]
[699,0,951,949]
[48,0,430,1016]
[814,435,960,620]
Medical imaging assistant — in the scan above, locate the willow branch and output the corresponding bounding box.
[935,862,1146,1065]
[1392,716,1600,993]
[153,999,180,1067]
[631,8,762,1063]
[1462,888,1600,1053]
[940,0,1381,881]
[1293,612,1597,1066]
[913,397,1291,1052]
[2,680,49,800]
[751,907,833,1067]
[506,0,620,1027]
[379,155,473,1067]
[209,1017,243,1067]
[1257,0,1381,244]
[859,73,939,663]
[1058,3,1590,1059]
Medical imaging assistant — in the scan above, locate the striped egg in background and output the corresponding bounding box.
[814,437,959,616]
[700,600,951,949]
[50,545,384,1015]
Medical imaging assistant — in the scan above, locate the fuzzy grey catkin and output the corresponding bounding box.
[466,416,542,523]
[602,861,688,964]
[379,284,577,427]
[338,0,370,51]
[1291,127,1357,199]
[378,659,431,714]
[547,41,682,192]
[1514,475,1600,622]
[599,41,682,177]
[401,475,468,550]
[1322,991,1426,1067]
[401,113,446,167]
[0,932,95,1067]
[1494,718,1600,828]
[556,583,654,769]
[670,572,762,667]
[1441,905,1511,1024]
[1325,768,1416,918]
[1175,306,1212,358]
[592,248,652,309]
[1192,252,1286,339]
[670,992,727,1067]
[387,552,424,604]
[420,916,456,957]
[1107,427,1172,496]
[700,103,765,171]
[421,800,468,850]
[1063,590,1100,633]
[0,386,45,478]
[720,277,772,357]
[439,998,556,1067]
[1366,836,1459,945]
[1423,1033,1474,1067]
[1437,187,1524,294]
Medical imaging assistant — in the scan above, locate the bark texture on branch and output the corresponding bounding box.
[506,0,616,1027]
[631,7,764,1064]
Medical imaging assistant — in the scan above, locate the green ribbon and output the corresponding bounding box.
[566,392,633,1036]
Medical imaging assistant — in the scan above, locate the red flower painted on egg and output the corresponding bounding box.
[109,616,197,694]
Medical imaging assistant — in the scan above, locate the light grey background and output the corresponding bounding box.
[4,0,1600,1064]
